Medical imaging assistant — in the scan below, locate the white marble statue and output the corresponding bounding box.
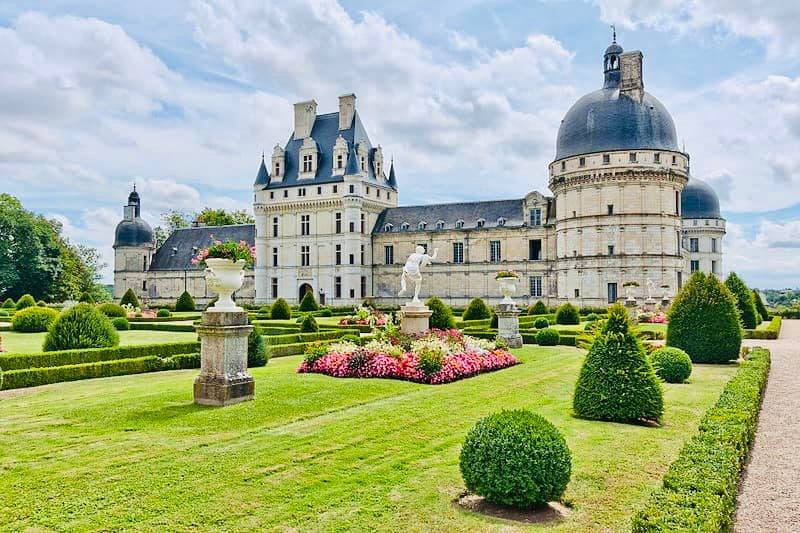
[646,278,656,300]
[398,245,438,303]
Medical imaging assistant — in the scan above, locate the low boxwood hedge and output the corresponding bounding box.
[630,347,771,532]
[128,315,200,322]
[264,329,358,346]
[129,323,196,332]
[2,356,164,389]
[744,316,782,340]
[266,340,336,358]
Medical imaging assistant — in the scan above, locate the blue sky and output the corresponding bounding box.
[0,0,798,288]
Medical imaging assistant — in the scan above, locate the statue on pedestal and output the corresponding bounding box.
[398,246,438,304]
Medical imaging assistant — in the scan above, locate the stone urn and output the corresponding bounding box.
[204,258,246,311]
[496,276,519,305]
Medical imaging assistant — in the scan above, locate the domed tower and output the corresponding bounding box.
[113,186,156,301]
[681,178,726,276]
[548,37,690,305]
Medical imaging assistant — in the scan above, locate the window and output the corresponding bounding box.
[349,184,355,194]
[490,240,501,262]
[298,188,306,197]
[270,191,274,199]
[476,218,485,228]
[712,260,718,274]
[711,238,718,253]
[335,212,342,234]
[301,245,310,267]
[366,186,370,194]
[360,244,365,265]
[143,255,148,271]
[349,253,354,265]
[317,186,322,195]
[349,221,355,233]
[529,239,542,260]
[436,220,445,230]
[678,271,683,289]
[654,153,661,163]
[272,217,279,237]
[300,214,310,236]
[497,217,505,227]
[603,153,610,164]
[274,162,280,176]
[272,247,278,267]
[384,223,393,232]
[377,189,381,198]
[335,245,342,265]
[530,276,542,297]
[629,152,637,163]
[334,276,342,298]
[360,155,366,171]
[401,222,409,231]
[672,155,677,165]
[302,154,313,173]
[675,191,680,215]
[453,242,464,264]
[142,280,147,291]
[607,204,614,215]
[387,192,391,200]
[455,219,464,229]
[529,208,542,226]
[574,288,580,298]
[336,154,343,169]
[360,213,366,233]
[283,190,288,198]
[350,288,355,298]
[360,276,367,298]
[690,238,699,252]
[579,157,586,167]
[271,278,278,299]
[418,221,426,231]
[561,161,566,171]
[418,243,428,254]
[608,245,615,256]
[690,260,700,272]
[333,185,338,194]
[607,283,618,303]
[384,245,394,265]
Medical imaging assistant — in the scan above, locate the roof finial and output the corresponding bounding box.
[133,181,136,192]
[261,150,265,161]
[611,24,617,43]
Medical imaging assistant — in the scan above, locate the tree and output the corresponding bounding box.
[528,300,548,315]
[667,272,741,363]
[299,291,319,312]
[175,291,196,312]
[425,297,455,329]
[752,290,770,322]
[120,288,140,308]
[196,208,254,226]
[555,303,580,325]
[724,272,759,329]
[462,298,491,320]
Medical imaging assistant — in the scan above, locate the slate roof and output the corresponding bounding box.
[253,156,269,187]
[114,218,155,247]
[149,224,255,271]
[681,178,722,219]
[373,199,528,234]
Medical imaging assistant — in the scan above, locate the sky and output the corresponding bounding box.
[0,0,799,289]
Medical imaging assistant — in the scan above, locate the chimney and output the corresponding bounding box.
[338,93,356,130]
[620,51,644,103]
[293,99,317,139]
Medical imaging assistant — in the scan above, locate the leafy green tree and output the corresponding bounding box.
[462,298,491,320]
[724,272,759,329]
[752,290,769,322]
[15,294,36,310]
[120,288,140,308]
[195,208,254,226]
[299,291,319,312]
[425,297,455,329]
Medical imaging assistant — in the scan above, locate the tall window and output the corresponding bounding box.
[336,154,343,169]
[360,244,365,265]
[529,208,542,226]
[675,191,680,215]
[654,153,661,163]
[301,245,310,267]
[602,153,610,164]
[360,213,365,233]
[607,204,614,215]
[349,184,355,194]
[690,238,699,253]
[574,288,580,298]
[360,276,367,298]
[143,255,148,271]
[490,240,501,262]
[271,277,278,298]
[607,283,618,303]
[608,245,615,256]
[300,214,310,236]
[418,243,428,254]
[629,152,637,163]
[298,188,306,197]
[349,253,354,265]
[302,154,313,172]
[712,260,718,274]
[335,212,342,234]
[530,276,542,297]
[360,155,366,171]
[349,221,355,233]
[335,244,342,265]
[272,217,279,237]
[529,239,542,260]
[579,157,586,167]
[453,242,464,264]
[711,238,718,253]
[690,260,700,272]
[274,162,280,176]
[334,276,342,298]
[272,247,278,267]
[142,280,147,291]
[384,245,394,265]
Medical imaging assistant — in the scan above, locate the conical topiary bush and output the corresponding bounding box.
[299,291,319,312]
[462,298,491,321]
[120,288,140,309]
[752,289,769,322]
[175,291,196,312]
[425,297,455,329]
[573,303,663,424]
[724,272,759,329]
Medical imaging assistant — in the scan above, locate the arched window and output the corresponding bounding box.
[436,220,445,230]
[384,223,393,232]
[476,218,485,228]
[455,219,464,229]
[497,217,505,227]
[418,221,427,231]
[401,222,409,231]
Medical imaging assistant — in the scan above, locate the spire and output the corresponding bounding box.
[345,143,361,175]
[611,24,616,43]
[603,33,623,89]
[387,158,398,189]
[253,154,270,188]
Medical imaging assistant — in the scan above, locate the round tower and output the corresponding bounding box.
[113,186,156,302]
[681,178,726,277]
[548,37,689,305]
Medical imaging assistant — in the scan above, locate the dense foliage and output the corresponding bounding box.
[426,297,456,329]
[270,298,292,320]
[752,289,769,322]
[300,314,319,333]
[528,300,547,315]
[299,291,319,312]
[192,239,255,268]
[156,309,171,318]
[573,303,664,423]
[111,317,130,331]
[97,303,127,318]
[248,325,268,367]
[724,272,759,329]
[11,307,59,332]
[533,317,550,329]
[460,410,571,508]
[15,294,36,310]
[631,348,770,532]
[536,327,560,346]
[555,302,580,325]
[650,347,692,384]
[175,291,195,312]
[462,298,491,320]
[43,303,120,352]
[2,298,14,309]
[667,272,742,363]
[120,288,140,309]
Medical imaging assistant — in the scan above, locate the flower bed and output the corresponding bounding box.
[338,305,389,327]
[298,328,518,384]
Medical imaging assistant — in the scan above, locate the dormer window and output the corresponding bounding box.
[332,135,348,176]
[271,144,285,182]
[384,223,393,232]
[401,222,409,231]
[455,219,464,229]
[373,145,384,178]
[302,155,312,172]
[336,154,343,169]
[497,217,506,227]
[418,221,427,231]
[274,162,281,175]
[299,137,318,178]
[436,220,445,230]
[361,156,367,172]
[476,218,485,228]
[529,208,542,226]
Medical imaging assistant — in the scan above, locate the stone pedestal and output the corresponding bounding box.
[194,310,255,407]
[496,303,522,348]
[400,301,432,335]
[624,297,638,323]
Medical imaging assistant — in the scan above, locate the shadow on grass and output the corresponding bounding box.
[455,493,570,525]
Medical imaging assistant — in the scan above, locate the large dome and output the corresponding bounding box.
[114,218,154,247]
[555,40,679,160]
[681,178,721,219]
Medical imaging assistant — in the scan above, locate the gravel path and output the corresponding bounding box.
[735,319,800,532]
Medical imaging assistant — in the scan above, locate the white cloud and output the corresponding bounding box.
[724,221,800,287]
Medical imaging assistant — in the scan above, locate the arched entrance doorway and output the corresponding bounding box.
[298,283,313,302]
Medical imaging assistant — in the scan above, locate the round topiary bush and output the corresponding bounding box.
[555,303,580,325]
[300,314,319,333]
[752,289,769,322]
[2,298,15,309]
[536,327,560,346]
[37,300,47,307]
[157,309,171,318]
[299,291,319,312]
[460,410,572,509]
[462,298,492,321]
[11,307,59,332]
[650,347,692,383]
[667,272,742,363]
[318,308,333,317]
[175,291,196,312]
[270,298,292,320]
[533,317,550,329]
[97,303,127,318]
[724,272,759,329]
[586,313,599,322]
[573,303,664,424]
[426,297,455,329]
[43,303,120,352]
[120,288,140,309]
[528,300,548,315]
[111,317,130,331]
[15,294,36,310]
[248,325,268,367]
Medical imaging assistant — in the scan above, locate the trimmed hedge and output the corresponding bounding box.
[462,298,492,321]
[2,298,15,309]
[725,272,759,329]
[298,291,319,312]
[11,307,59,332]
[156,309,172,318]
[128,315,200,322]
[630,348,771,532]
[533,317,550,329]
[175,291,196,312]
[248,325,268,367]
[264,330,358,346]
[0,341,200,371]
[555,303,580,325]
[266,340,336,358]
[111,317,130,331]
[528,300,548,315]
[97,303,127,318]
[43,303,119,352]
[650,347,692,384]
[744,316,782,340]
[270,298,292,320]
[300,314,319,333]
[752,290,769,322]
[426,297,455,329]
[120,288,140,308]
[15,294,36,310]
[536,328,560,346]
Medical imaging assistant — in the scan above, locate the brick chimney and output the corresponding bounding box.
[338,93,356,130]
[620,51,644,103]
[293,99,317,139]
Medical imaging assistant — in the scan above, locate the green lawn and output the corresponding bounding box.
[0,346,736,531]
[1,330,198,354]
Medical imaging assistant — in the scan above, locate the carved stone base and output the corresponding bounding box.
[400,302,432,335]
[624,297,639,323]
[194,310,254,407]
[496,304,522,348]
